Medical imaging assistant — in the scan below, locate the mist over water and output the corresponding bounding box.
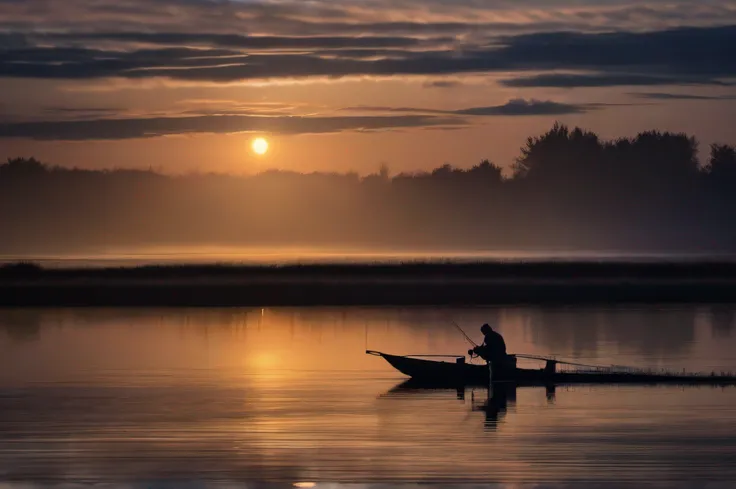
[1,307,736,484]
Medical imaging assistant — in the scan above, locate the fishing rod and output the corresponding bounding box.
[448,319,478,347]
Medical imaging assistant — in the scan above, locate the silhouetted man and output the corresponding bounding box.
[470,324,508,373]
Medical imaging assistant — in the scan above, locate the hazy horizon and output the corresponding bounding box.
[4,123,736,257]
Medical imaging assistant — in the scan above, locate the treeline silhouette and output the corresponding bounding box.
[2,123,736,254]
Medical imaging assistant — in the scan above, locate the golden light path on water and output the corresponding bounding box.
[1,307,736,484]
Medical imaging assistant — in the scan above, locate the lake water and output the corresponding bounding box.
[1,306,736,487]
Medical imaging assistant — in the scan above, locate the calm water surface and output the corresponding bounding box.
[1,306,736,485]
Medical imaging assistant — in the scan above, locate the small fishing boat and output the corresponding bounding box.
[367,350,736,387]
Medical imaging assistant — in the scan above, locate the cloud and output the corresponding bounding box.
[0,98,601,140]
[2,25,736,87]
[499,73,733,88]
[46,32,435,50]
[496,26,736,77]
[0,114,466,141]
[4,0,736,37]
[341,98,597,116]
[455,99,593,116]
[627,92,736,100]
[0,32,28,48]
[242,3,736,37]
[40,106,125,120]
[423,80,463,89]
[44,106,122,113]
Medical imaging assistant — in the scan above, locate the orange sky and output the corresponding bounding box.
[1,1,736,175]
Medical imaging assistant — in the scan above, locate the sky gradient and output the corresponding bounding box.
[2,0,736,175]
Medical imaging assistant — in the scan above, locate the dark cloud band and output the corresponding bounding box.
[342,99,593,116]
[0,114,465,140]
[500,74,734,88]
[46,32,435,50]
[0,98,596,140]
[1,25,735,86]
[627,92,736,100]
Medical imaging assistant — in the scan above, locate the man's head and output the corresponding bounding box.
[481,323,492,334]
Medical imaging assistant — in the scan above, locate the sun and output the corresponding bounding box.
[252,137,269,155]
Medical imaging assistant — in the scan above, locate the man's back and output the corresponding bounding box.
[484,330,507,359]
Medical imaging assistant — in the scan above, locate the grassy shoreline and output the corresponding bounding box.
[2,261,736,306]
[5,259,736,277]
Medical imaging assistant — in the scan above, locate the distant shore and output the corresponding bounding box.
[2,261,736,307]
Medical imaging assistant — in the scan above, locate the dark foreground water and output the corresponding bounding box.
[1,307,736,486]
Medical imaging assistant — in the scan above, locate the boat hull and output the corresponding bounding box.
[373,351,736,387]
[380,352,490,385]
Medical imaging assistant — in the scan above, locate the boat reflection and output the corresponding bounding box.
[473,382,515,431]
[383,380,558,431]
